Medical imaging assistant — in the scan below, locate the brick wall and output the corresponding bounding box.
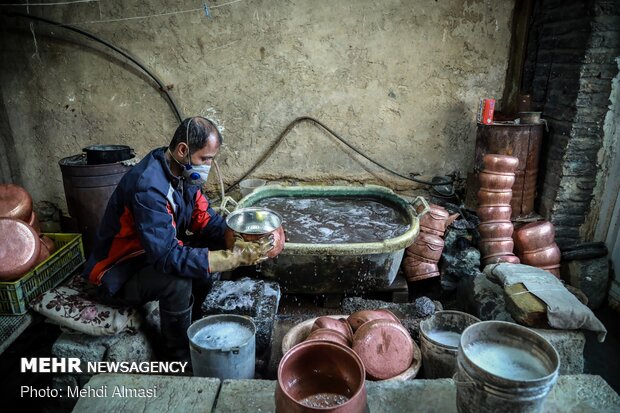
[522,0,620,247]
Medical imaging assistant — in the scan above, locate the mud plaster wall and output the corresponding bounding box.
[0,0,514,214]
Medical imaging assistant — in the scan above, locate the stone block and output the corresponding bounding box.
[202,278,280,356]
[533,328,585,374]
[265,315,307,380]
[214,379,276,413]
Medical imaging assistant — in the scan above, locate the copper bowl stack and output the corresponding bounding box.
[0,184,55,282]
[403,203,452,282]
[513,221,561,278]
[477,154,520,267]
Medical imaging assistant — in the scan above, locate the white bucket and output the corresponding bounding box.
[456,321,559,413]
[239,179,267,197]
[187,314,256,379]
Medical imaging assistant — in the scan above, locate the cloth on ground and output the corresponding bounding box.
[485,263,607,342]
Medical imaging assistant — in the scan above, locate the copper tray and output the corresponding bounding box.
[0,218,41,281]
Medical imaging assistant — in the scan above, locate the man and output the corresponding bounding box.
[83,116,272,360]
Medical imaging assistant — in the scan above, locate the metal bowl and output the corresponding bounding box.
[225,207,282,235]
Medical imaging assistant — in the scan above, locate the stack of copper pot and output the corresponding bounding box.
[0,184,55,282]
[513,221,561,278]
[477,154,521,267]
[403,203,451,282]
[305,310,416,380]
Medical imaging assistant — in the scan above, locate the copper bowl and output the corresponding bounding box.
[419,204,450,236]
[478,171,515,191]
[347,309,400,333]
[476,205,513,222]
[311,317,354,343]
[276,341,367,413]
[352,319,415,380]
[403,256,440,282]
[407,232,445,262]
[0,184,33,222]
[0,218,41,281]
[520,244,561,267]
[481,254,520,267]
[477,189,513,206]
[482,154,519,174]
[478,238,515,257]
[306,328,352,348]
[226,225,285,259]
[478,221,514,239]
[513,221,556,254]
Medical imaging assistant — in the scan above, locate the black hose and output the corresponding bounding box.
[227,116,454,192]
[4,11,183,123]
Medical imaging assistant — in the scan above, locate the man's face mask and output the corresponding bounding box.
[180,117,211,186]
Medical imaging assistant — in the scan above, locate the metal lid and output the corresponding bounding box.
[352,319,414,380]
[225,207,282,235]
[0,218,41,281]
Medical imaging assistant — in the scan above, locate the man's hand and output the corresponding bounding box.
[208,235,274,273]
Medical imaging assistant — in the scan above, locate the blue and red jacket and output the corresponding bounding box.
[82,147,227,295]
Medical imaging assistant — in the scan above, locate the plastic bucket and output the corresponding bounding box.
[187,314,256,379]
[239,178,267,197]
[456,321,559,413]
[419,311,480,379]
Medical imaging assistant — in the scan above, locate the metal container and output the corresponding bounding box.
[187,314,256,380]
[352,318,415,380]
[402,254,440,282]
[456,321,559,413]
[312,316,353,342]
[419,203,450,236]
[306,328,352,348]
[520,244,561,268]
[482,154,519,174]
[469,123,544,218]
[407,232,445,262]
[478,171,516,191]
[513,221,556,255]
[226,207,285,258]
[0,218,41,281]
[59,154,133,255]
[82,144,134,165]
[419,311,480,379]
[236,185,426,294]
[481,254,520,267]
[239,178,267,197]
[477,189,513,206]
[478,221,514,239]
[276,340,367,413]
[347,309,400,332]
[478,238,515,258]
[477,205,513,222]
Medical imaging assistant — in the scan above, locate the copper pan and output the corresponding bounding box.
[513,221,556,254]
[0,184,33,222]
[0,218,41,281]
[478,238,514,257]
[477,189,513,206]
[519,244,561,267]
[347,309,400,333]
[305,328,352,348]
[478,171,515,191]
[477,205,512,222]
[312,317,353,343]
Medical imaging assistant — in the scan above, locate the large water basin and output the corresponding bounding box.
[236,185,425,294]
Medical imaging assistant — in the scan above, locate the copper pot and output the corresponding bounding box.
[352,319,415,380]
[407,232,444,262]
[231,225,285,259]
[276,341,367,413]
[520,244,561,267]
[403,255,440,282]
[28,212,41,234]
[0,184,33,222]
[481,254,520,267]
[513,221,556,255]
[478,171,515,191]
[419,204,450,236]
[476,205,512,222]
[347,309,400,333]
[40,235,57,255]
[539,264,561,278]
[482,154,519,174]
[478,221,514,239]
[0,218,41,281]
[477,189,513,206]
[312,317,354,343]
[478,238,514,257]
[306,328,352,348]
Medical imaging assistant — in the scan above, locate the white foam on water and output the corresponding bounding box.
[192,321,254,349]
[465,341,550,380]
[426,330,461,348]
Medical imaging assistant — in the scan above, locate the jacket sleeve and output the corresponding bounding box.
[190,190,228,241]
[132,186,213,279]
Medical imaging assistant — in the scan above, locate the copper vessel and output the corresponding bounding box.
[478,221,514,239]
[419,204,450,236]
[481,254,520,266]
[539,265,561,278]
[513,221,556,254]
[482,154,519,174]
[306,328,352,348]
[478,238,515,258]
[477,189,513,206]
[312,317,354,343]
[476,205,512,222]
[0,218,41,281]
[347,309,400,332]
[28,211,41,234]
[478,171,516,191]
[352,319,415,380]
[40,235,57,255]
[226,225,285,259]
[520,244,561,267]
[0,184,33,222]
[407,232,444,262]
[276,341,367,413]
[402,255,440,282]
